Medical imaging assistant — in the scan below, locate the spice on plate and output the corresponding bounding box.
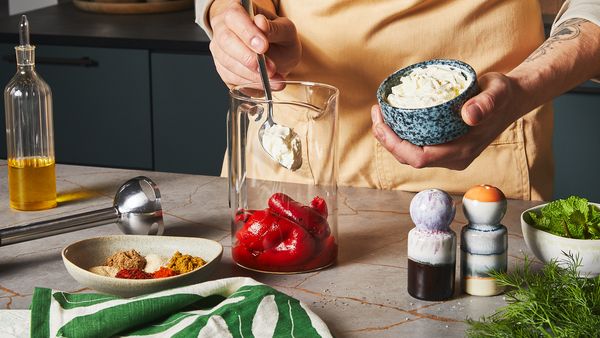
[105,249,146,270]
[144,254,169,274]
[152,267,178,278]
[115,268,152,279]
[166,251,206,274]
[88,265,119,278]
[89,249,206,279]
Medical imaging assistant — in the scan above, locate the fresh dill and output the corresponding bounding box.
[466,253,600,338]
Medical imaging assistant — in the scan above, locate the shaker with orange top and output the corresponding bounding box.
[4,16,56,211]
[460,184,508,296]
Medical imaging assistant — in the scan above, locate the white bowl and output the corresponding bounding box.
[62,235,223,297]
[521,203,600,277]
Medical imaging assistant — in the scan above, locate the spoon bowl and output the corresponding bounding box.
[257,115,303,171]
[242,0,303,171]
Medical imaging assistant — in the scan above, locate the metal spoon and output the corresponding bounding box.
[241,0,302,171]
[0,176,164,246]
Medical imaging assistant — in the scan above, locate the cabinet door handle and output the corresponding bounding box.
[2,54,99,67]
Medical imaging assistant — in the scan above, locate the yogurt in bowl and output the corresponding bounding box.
[377,59,478,146]
[387,64,473,109]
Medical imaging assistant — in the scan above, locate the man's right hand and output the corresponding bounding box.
[208,0,302,88]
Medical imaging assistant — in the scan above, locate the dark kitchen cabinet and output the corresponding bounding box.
[0,43,11,159]
[553,84,600,201]
[151,52,228,176]
[0,43,153,169]
[1,43,230,174]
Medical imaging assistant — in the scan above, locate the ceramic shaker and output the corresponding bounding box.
[408,189,456,301]
[460,184,508,296]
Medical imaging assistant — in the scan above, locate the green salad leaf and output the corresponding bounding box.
[528,196,600,240]
[466,253,600,338]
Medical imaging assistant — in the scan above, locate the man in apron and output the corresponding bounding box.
[198,0,600,200]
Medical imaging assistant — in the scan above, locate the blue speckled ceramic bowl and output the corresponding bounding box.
[376,59,479,146]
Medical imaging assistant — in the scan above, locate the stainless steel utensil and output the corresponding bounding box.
[242,0,302,171]
[0,176,164,246]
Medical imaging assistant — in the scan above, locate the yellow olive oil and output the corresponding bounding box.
[8,157,57,211]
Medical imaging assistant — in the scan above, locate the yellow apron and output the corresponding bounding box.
[234,0,553,201]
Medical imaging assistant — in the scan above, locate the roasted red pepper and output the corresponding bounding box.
[289,235,338,272]
[310,196,328,218]
[268,193,331,240]
[235,208,316,268]
[233,194,336,272]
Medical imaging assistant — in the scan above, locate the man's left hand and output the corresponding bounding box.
[371,72,522,170]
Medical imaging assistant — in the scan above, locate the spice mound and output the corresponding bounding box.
[88,265,119,278]
[88,250,206,280]
[105,249,146,270]
[166,251,207,274]
[115,268,152,279]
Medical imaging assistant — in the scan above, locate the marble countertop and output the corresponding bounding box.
[0,161,542,337]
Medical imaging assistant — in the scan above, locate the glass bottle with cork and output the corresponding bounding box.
[4,15,56,211]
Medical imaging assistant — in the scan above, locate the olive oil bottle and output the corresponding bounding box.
[4,15,56,211]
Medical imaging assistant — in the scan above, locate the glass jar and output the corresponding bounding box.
[228,81,339,273]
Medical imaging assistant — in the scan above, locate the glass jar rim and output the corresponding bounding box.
[230,80,339,105]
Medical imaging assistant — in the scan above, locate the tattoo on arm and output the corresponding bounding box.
[525,18,588,62]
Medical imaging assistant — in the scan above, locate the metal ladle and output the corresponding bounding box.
[0,176,164,246]
[242,0,303,171]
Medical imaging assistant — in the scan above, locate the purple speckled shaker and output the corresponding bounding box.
[407,189,456,301]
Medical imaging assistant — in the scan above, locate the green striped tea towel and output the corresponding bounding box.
[31,277,333,338]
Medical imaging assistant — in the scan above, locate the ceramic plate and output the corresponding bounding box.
[62,235,223,297]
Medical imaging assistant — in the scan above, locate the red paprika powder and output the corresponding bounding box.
[152,267,178,278]
[115,268,152,279]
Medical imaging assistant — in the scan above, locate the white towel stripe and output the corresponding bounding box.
[288,300,295,338]
[251,295,278,338]
[197,316,233,338]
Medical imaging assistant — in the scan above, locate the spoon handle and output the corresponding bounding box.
[0,207,118,246]
[257,54,272,101]
[241,0,273,102]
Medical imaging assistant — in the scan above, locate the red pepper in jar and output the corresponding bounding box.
[300,235,337,271]
[256,235,337,272]
[310,196,328,218]
[234,208,316,269]
[268,193,331,240]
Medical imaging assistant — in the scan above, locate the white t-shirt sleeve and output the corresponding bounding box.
[195,0,216,39]
[551,0,600,35]
[551,0,600,82]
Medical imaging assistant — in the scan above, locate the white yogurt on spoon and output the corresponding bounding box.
[262,124,302,170]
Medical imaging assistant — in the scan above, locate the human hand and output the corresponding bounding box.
[208,1,301,88]
[371,72,522,170]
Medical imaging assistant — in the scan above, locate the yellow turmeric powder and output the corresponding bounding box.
[166,251,206,274]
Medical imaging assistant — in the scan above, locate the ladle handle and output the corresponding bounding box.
[0,207,119,246]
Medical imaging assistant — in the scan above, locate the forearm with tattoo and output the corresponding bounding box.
[507,18,600,117]
[526,18,587,62]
